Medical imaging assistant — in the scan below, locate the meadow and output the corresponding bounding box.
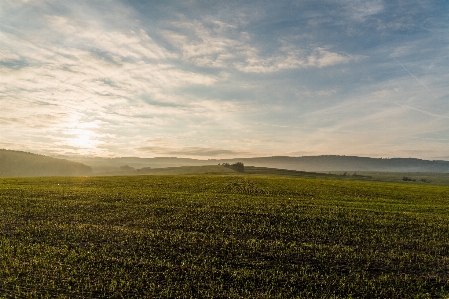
[1,173,449,298]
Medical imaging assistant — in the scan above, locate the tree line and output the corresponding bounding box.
[220,162,245,173]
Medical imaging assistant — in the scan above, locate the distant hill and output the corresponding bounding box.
[218,156,449,173]
[0,150,92,177]
[135,165,237,175]
[58,156,207,174]
[62,155,449,174]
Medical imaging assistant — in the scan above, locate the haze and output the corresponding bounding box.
[1,1,448,160]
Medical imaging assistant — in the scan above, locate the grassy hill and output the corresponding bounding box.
[131,165,324,176]
[244,166,335,177]
[123,165,449,186]
[218,156,449,173]
[61,155,449,174]
[0,149,92,177]
[136,165,237,175]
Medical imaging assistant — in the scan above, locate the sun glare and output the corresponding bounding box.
[72,134,93,148]
[68,129,97,149]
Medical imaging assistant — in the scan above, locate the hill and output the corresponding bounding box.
[217,156,449,173]
[62,155,449,174]
[0,149,92,177]
[135,165,237,175]
[56,156,202,174]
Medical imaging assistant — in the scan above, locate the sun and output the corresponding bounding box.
[72,134,93,148]
[68,129,97,149]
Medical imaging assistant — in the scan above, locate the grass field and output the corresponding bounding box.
[1,174,449,298]
[328,171,449,186]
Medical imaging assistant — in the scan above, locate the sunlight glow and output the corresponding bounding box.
[67,129,97,149]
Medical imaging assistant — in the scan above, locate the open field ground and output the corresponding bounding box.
[96,165,449,186]
[326,171,449,186]
[1,174,449,298]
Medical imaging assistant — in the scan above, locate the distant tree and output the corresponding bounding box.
[232,162,245,173]
[136,167,152,174]
[120,165,135,172]
[402,176,416,182]
[222,162,245,173]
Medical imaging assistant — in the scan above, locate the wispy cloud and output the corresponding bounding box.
[1,0,448,159]
[344,0,384,22]
[162,17,360,73]
[137,146,249,157]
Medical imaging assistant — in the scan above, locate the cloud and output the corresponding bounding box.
[1,0,448,160]
[305,47,357,68]
[137,146,248,157]
[0,50,21,62]
[395,104,449,119]
[162,17,360,73]
[0,117,26,125]
[344,0,383,22]
[390,46,412,58]
[0,6,225,138]
[46,15,173,61]
[136,136,250,158]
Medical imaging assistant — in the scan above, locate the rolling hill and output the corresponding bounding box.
[62,155,449,174]
[0,149,92,177]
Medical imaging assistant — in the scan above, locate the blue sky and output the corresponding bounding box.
[1,0,448,159]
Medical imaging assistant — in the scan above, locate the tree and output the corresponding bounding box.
[223,162,245,173]
[120,165,135,172]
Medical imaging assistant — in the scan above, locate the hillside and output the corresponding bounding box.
[0,149,92,177]
[62,155,449,174]
[57,156,202,174]
[135,165,237,175]
[214,156,449,172]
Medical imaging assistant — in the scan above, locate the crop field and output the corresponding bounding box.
[1,175,449,298]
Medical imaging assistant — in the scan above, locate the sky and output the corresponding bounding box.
[1,0,448,160]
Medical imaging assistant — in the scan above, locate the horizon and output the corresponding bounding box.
[1,1,448,160]
[3,148,449,163]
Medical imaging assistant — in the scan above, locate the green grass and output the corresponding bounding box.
[137,165,237,175]
[243,166,338,178]
[328,171,449,186]
[1,175,449,298]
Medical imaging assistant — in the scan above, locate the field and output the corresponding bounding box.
[1,174,449,298]
[327,171,449,186]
